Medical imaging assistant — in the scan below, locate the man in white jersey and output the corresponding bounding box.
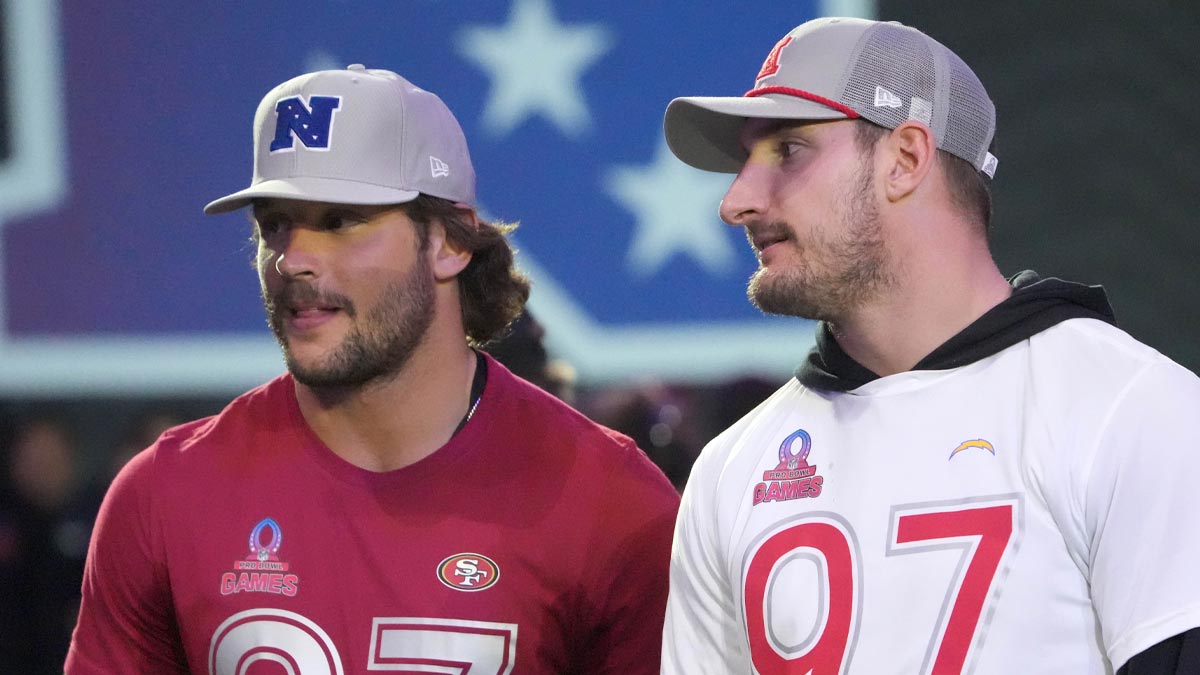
[659,16,1200,674]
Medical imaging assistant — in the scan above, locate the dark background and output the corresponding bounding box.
[882,0,1200,371]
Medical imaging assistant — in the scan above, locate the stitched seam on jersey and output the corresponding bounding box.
[1019,349,1091,579]
[1043,319,1164,569]
[144,441,173,597]
[1079,359,1161,569]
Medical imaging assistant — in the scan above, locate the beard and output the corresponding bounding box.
[263,256,436,390]
[746,158,892,322]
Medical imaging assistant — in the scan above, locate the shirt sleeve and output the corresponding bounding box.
[661,441,749,674]
[64,447,188,674]
[1117,628,1200,674]
[577,441,681,675]
[1084,360,1200,670]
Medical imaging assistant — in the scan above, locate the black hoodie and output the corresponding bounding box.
[796,270,1117,392]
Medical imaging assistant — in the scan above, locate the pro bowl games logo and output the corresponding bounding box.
[245,517,284,564]
[753,429,824,505]
[219,518,300,597]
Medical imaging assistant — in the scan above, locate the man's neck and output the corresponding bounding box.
[293,338,478,473]
[831,251,1012,378]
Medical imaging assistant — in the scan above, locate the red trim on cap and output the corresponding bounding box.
[744,86,860,119]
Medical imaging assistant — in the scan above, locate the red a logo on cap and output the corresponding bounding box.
[756,36,793,81]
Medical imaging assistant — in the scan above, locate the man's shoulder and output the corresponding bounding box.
[136,374,294,467]
[489,362,679,497]
[491,361,633,449]
[686,379,808,486]
[1008,318,1200,447]
[707,379,808,449]
[1028,317,1194,390]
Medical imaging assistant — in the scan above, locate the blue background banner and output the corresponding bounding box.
[0,0,872,394]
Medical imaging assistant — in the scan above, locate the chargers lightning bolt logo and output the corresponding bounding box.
[949,439,997,460]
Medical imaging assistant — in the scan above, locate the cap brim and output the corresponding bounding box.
[203,177,421,215]
[664,94,851,173]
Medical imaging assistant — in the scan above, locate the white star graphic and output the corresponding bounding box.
[456,0,612,138]
[605,140,738,278]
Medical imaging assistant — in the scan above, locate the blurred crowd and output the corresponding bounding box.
[0,311,784,673]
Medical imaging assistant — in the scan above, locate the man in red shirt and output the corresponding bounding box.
[66,65,679,674]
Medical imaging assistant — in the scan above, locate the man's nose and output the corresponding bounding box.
[718,164,769,227]
[271,228,322,279]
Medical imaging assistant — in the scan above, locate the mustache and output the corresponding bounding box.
[263,280,356,318]
[744,221,793,250]
[745,220,790,237]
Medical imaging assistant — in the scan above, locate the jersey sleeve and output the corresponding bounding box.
[576,439,681,675]
[1084,360,1200,670]
[1117,628,1200,674]
[64,447,188,674]
[661,438,749,674]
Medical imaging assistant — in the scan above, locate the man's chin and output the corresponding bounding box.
[286,361,355,389]
[748,284,822,321]
[281,348,343,386]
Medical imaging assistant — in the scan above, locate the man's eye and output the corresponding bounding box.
[257,218,283,236]
[322,213,362,231]
[778,141,804,159]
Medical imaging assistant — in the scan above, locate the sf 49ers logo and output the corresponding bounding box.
[437,553,500,592]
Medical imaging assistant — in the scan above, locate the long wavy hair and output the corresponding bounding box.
[402,194,531,347]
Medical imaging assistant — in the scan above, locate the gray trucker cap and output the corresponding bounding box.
[664,17,998,177]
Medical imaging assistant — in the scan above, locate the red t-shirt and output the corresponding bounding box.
[66,355,680,674]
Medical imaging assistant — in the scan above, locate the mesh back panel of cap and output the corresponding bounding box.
[943,53,994,168]
[843,24,937,135]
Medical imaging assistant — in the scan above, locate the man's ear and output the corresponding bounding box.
[427,209,475,282]
[882,120,937,203]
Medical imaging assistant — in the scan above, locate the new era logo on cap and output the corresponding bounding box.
[430,156,450,178]
[873,86,902,109]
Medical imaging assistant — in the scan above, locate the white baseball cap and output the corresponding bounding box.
[205,65,475,214]
[664,17,998,177]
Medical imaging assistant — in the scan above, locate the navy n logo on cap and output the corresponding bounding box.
[269,95,342,152]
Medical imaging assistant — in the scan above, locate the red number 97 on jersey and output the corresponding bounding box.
[743,499,1019,675]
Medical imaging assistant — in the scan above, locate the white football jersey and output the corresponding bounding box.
[663,318,1200,674]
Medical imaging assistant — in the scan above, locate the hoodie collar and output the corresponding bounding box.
[796,271,1117,392]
